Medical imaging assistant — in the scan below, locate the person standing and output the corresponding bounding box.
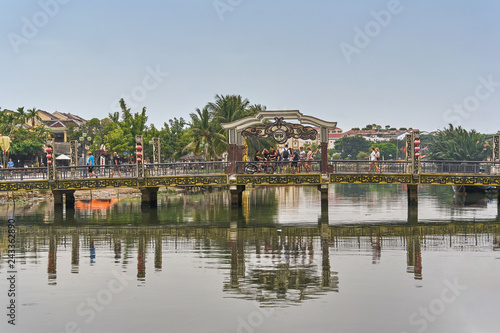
[299,146,306,173]
[365,147,379,173]
[7,158,14,169]
[275,149,282,173]
[374,147,381,173]
[281,144,291,173]
[291,148,300,174]
[305,147,315,173]
[87,152,97,178]
[111,152,122,178]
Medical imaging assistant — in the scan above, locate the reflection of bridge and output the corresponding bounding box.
[2,222,498,305]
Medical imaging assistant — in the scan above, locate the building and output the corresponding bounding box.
[35,110,86,142]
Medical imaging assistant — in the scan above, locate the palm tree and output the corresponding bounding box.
[15,107,28,125]
[26,107,42,128]
[208,94,250,126]
[427,124,489,161]
[187,107,226,161]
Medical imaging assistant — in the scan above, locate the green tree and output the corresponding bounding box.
[373,142,397,160]
[427,124,489,161]
[26,107,42,128]
[160,117,189,161]
[187,107,226,161]
[334,136,371,159]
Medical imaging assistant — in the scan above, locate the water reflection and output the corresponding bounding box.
[2,222,499,307]
[0,185,498,226]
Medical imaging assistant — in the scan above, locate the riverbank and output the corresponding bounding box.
[0,187,183,203]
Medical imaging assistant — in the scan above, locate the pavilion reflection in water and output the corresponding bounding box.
[2,221,500,306]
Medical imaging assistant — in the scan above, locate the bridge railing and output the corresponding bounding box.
[420,160,500,174]
[54,164,138,179]
[236,160,322,174]
[329,160,411,174]
[0,167,48,181]
[145,162,229,177]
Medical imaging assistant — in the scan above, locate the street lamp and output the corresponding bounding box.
[78,132,92,164]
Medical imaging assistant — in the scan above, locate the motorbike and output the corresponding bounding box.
[244,160,274,174]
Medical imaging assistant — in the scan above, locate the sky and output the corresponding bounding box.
[1,0,499,133]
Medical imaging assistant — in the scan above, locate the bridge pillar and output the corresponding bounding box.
[140,187,158,208]
[407,185,418,206]
[53,190,76,209]
[318,184,329,202]
[66,191,76,210]
[230,185,245,206]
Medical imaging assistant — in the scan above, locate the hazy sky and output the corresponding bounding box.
[1,0,499,133]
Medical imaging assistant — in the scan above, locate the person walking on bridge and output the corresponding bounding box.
[365,147,380,173]
[87,152,97,178]
[111,152,122,178]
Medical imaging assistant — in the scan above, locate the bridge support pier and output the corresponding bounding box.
[317,184,329,224]
[140,187,159,208]
[407,185,418,206]
[230,185,245,207]
[53,190,76,209]
[318,184,329,202]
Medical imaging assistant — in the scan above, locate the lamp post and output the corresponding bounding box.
[78,133,92,165]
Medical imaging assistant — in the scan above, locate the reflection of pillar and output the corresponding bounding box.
[54,205,64,224]
[141,206,159,223]
[231,206,246,227]
[229,222,245,287]
[406,232,422,280]
[321,224,331,287]
[89,236,96,264]
[318,185,329,225]
[71,233,79,274]
[137,234,146,281]
[48,234,57,285]
[154,234,162,271]
[408,205,418,224]
[371,237,381,264]
[114,236,121,263]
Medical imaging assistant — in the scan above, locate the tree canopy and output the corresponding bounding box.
[426,124,490,161]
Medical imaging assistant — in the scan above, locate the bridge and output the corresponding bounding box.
[0,111,499,210]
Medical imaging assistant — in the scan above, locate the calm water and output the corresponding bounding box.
[1,185,499,333]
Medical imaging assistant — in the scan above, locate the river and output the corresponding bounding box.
[0,184,499,333]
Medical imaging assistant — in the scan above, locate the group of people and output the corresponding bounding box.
[366,147,381,173]
[252,144,317,174]
[86,151,122,178]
